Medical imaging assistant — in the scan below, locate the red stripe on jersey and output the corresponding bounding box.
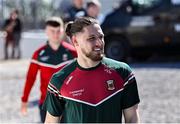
[60,64,124,105]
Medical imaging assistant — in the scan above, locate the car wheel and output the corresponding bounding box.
[105,37,130,62]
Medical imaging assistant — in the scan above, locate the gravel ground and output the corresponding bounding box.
[0,59,40,123]
[132,63,180,123]
[0,59,180,123]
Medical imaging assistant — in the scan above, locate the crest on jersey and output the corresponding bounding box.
[106,80,115,90]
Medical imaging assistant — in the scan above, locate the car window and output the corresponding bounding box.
[132,0,163,14]
[171,0,180,5]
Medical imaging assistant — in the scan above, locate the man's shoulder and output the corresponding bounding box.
[53,59,77,78]
[32,44,47,59]
[102,57,131,70]
[34,44,47,53]
[61,41,76,51]
[50,60,77,89]
[102,57,133,80]
[5,19,10,23]
[3,19,10,26]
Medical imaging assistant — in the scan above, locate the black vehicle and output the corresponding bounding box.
[101,0,180,61]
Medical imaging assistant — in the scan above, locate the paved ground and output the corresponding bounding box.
[0,32,180,123]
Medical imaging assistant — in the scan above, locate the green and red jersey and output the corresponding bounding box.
[21,41,77,105]
[43,57,140,123]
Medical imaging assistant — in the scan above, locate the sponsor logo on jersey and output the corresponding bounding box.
[69,89,84,97]
[40,56,49,61]
[106,80,115,90]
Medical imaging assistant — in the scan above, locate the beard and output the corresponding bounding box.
[81,47,104,61]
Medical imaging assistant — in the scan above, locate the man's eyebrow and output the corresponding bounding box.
[88,34,96,38]
[88,33,104,38]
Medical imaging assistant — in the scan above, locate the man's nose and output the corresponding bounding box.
[95,38,103,46]
[54,32,60,36]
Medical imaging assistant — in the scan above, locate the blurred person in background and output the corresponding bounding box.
[63,0,85,22]
[76,0,105,24]
[2,9,22,60]
[21,17,77,122]
[101,0,132,29]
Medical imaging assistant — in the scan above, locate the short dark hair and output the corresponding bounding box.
[65,17,99,38]
[45,17,64,27]
[86,0,101,8]
[87,2,96,8]
[13,9,19,14]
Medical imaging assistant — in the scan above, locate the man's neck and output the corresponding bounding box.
[48,40,61,51]
[77,57,101,69]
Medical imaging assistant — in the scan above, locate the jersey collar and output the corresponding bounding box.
[76,60,102,71]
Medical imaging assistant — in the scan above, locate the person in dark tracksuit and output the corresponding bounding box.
[75,0,105,24]
[63,0,85,22]
[3,9,22,60]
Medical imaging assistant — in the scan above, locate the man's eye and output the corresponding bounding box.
[99,35,104,40]
[89,37,96,41]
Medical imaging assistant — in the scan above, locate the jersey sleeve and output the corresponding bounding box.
[120,63,140,109]
[42,74,65,116]
[21,52,39,102]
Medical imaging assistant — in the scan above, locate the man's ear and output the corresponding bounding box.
[60,27,64,34]
[59,27,64,38]
[72,35,79,46]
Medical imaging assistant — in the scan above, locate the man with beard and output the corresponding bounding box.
[43,17,140,123]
